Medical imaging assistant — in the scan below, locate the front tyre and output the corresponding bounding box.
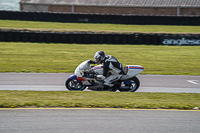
[118,77,140,92]
[65,78,86,91]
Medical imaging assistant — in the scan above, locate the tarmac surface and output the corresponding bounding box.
[0,108,200,133]
[1,73,200,133]
[0,73,199,93]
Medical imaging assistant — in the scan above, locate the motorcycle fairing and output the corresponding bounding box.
[128,66,144,70]
[92,66,102,70]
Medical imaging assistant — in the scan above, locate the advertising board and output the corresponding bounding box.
[161,35,200,46]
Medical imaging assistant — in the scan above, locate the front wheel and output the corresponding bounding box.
[118,77,140,92]
[65,78,86,91]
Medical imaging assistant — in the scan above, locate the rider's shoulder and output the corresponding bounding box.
[105,55,117,62]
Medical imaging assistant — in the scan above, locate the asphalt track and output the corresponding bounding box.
[0,73,199,93]
[0,108,200,133]
[1,74,200,133]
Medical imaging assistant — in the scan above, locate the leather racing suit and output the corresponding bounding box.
[102,55,124,87]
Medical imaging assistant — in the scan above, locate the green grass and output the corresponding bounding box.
[0,91,199,110]
[1,20,199,110]
[0,42,199,75]
[0,20,200,33]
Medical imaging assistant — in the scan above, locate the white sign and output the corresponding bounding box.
[162,38,200,45]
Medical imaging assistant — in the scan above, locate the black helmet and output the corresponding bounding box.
[94,51,105,64]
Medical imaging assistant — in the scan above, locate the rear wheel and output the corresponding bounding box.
[118,77,140,92]
[65,78,86,91]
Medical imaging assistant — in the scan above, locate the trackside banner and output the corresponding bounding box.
[161,35,200,46]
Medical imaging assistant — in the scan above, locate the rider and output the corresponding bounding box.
[89,51,124,88]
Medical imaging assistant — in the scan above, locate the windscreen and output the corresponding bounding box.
[77,60,91,71]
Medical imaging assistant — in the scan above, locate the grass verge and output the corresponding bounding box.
[0,91,199,110]
[0,42,199,75]
[0,20,200,33]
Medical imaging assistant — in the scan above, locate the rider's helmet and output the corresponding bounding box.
[94,51,106,64]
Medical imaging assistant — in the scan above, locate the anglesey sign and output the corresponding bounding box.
[161,37,200,46]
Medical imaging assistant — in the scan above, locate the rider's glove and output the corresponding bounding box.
[88,59,96,64]
[96,75,105,80]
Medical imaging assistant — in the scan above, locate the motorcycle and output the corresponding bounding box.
[65,60,144,92]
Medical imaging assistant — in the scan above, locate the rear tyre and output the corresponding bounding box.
[118,77,140,92]
[65,78,86,91]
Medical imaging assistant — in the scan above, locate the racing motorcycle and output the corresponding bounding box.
[65,60,144,92]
